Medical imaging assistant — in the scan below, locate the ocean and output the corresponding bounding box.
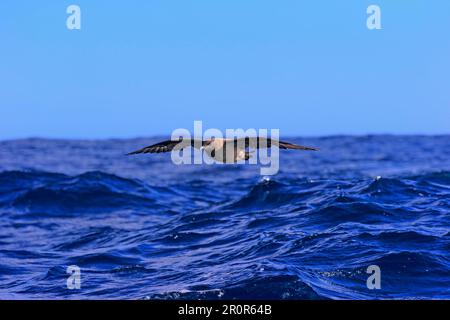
[0,135,449,299]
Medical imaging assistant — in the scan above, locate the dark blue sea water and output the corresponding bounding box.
[0,135,449,299]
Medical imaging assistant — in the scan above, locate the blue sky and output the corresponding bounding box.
[1,1,449,139]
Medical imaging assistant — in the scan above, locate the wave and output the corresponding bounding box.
[148,275,326,300]
[0,170,167,215]
[0,164,449,299]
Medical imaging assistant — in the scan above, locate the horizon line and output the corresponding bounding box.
[1,132,450,142]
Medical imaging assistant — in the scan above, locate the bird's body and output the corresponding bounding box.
[127,137,318,163]
[203,138,252,163]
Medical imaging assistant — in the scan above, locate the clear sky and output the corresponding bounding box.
[1,1,449,139]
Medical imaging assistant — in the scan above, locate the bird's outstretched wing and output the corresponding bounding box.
[127,138,204,155]
[233,137,319,151]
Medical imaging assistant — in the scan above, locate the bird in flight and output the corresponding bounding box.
[127,137,318,163]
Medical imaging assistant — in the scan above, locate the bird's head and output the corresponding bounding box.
[201,138,216,151]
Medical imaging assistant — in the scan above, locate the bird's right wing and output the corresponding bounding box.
[127,138,204,155]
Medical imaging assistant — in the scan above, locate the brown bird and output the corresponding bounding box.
[127,137,318,163]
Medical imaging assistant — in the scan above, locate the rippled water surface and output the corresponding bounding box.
[0,136,449,299]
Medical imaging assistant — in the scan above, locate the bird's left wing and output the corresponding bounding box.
[127,138,204,155]
[234,137,319,151]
